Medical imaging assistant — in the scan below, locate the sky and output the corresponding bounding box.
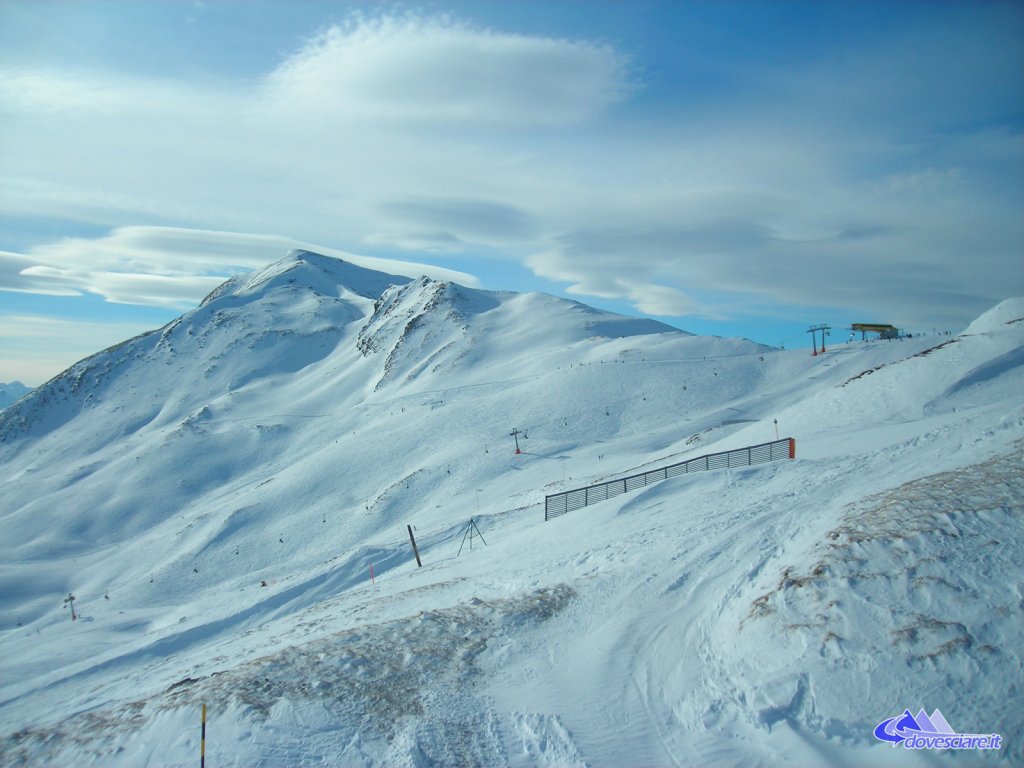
[1,0,1022,386]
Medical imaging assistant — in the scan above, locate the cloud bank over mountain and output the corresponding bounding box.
[2,6,1020,338]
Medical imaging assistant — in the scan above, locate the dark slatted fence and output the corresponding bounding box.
[544,437,795,521]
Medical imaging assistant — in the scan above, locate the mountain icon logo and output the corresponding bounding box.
[874,708,955,744]
[873,708,1002,751]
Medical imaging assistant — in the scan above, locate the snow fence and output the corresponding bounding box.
[544,437,795,520]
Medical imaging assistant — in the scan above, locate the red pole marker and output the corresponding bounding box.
[369,563,375,586]
[511,428,523,454]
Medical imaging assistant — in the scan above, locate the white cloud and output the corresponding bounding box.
[0,251,82,297]
[0,12,631,243]
[261,14,632,126]
[19,266,224,308]
[0,8,1020,336]
[2,227,479,309]
[0,69,119,115]
[625,282,704,318]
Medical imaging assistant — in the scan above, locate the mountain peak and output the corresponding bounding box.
[201,249,411,308]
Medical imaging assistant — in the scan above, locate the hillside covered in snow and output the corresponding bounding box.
[1,251,1021,766]
[0,381,31,411]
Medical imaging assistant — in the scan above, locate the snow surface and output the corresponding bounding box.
[962,297,1024,336]
[0,381,31,411]
[1,250,1022,766]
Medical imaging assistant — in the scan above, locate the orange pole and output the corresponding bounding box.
[789,438,796,459]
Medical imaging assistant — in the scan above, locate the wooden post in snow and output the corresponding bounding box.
[407,525,422,567]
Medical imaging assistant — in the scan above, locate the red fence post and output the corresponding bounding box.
[789,438,796,459]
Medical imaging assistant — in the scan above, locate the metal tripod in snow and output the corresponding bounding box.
[457,518,487,556]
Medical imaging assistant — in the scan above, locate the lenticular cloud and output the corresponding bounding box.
[262,13,632,126]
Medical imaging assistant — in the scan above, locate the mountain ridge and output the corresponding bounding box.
[2,250,727,455]
[1,250,704,443]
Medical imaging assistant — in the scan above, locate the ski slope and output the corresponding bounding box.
[1,252,1021,766]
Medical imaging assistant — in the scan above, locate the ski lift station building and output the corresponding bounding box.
[850,323,900,340]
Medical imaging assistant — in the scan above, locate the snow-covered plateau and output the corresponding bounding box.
[1,250,1021,766]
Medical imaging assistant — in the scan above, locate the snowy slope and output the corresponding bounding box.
[0,381,31,411]
[1,251,1022,767]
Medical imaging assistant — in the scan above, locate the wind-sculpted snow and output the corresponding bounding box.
[737,444,1024,753]
[356,275,687,391]
[357,278,477,390]
[0,253,1021,766]
[2,586,575,766]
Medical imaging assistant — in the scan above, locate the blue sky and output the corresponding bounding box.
[1,0,1022,385]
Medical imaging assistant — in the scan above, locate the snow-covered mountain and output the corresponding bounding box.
[0,381,31,411]
[1,252,1021,767]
